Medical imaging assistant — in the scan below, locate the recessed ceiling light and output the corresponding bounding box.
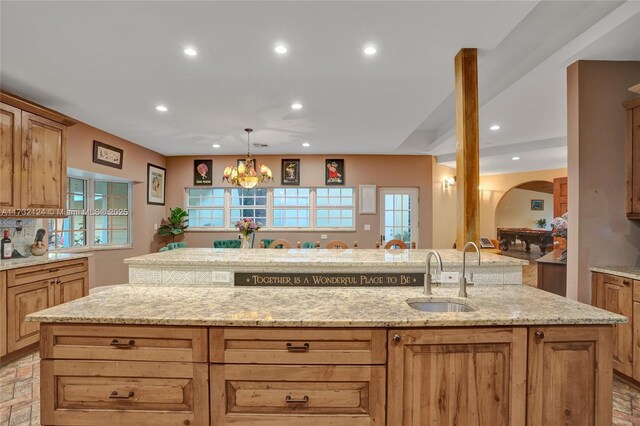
[183,47,197,56]
[302,142,310,147]
[274,44,288,54]
[363,45,377,55]
[512,156,520,161]
[155,105,168,112]
[291,103,303,110]
[212,144,221,148]
[490,124,501,131]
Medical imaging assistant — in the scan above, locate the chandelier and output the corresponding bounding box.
[222,128,273,189]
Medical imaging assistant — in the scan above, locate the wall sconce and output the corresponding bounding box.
[444,176,456,188]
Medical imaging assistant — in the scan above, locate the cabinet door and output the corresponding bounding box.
[387,328,527,426]
[594,273,633,375]
[53,271,88,305]
[527,326,612,426]
[1,272,7,357]
[630,106,640,215]
[0,103,21,211]
[634,300,640,382]
[20,111,67,211]
[7,279,54,352]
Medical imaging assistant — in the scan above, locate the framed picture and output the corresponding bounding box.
[237,158,256,170]
[193,159,213,186]
[359,185,377,214]
[281,159,300,185]
[147,163,166,205]
[92,140,123,169]
[531,199,544,211]
[325,159,345,185]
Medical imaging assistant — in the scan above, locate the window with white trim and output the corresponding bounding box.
[316,188,355,228]
[184,187,355,230]
[48,177,132,250]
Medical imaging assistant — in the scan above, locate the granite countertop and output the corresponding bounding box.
[0,252,90,271]
[26,284,624,327]
[124,248,527,269]
[590,266,640,281]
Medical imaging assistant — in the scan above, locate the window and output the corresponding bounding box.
[316,188,354,228]
[48,177,87,249]
[187,188,225,227]
[273,188,310,228]
[230,188,267,227]
[48,177,131,250]
[185,187,355,231]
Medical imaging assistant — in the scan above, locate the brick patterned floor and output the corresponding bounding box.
[1,350,639,425]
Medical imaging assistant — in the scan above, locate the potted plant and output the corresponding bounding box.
[158,207,189,243]
[536,218,547,229]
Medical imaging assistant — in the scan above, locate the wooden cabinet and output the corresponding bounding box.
[527,326,612,426]
[1,258,88,361]
[386,327,527,425]
[0,91,75,217]
[592,272,633,376]
[624,96,640,219]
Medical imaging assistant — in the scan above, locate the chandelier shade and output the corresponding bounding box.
[222,128,273,189]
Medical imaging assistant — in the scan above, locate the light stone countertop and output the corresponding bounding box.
[124,248,528,270]
[26,284,624,327]
[590,266,640,281]
[0,252,90,271]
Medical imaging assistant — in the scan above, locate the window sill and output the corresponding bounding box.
[49,244,133,254]
[186,228,357,233]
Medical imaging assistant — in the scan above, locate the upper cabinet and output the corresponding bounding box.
[0,91,76,217]
[624,96,640,220]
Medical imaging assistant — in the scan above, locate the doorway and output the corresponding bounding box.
[379,188,419,247]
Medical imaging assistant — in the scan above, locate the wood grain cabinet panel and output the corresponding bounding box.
[41,360,209,426]
[0,103,21,211]
[210,364,385,425]
[624,97,640,219]
[634,301,640,382]
[593,273,633,375]
[527,326,612,426]
[210,327,386,365]
[40,324,208,362]
[53,272,86,305]
[7,280,54,353]
[386,327,527,426]
[8,258,88,287]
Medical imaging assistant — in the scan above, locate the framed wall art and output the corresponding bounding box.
[193,159,213,186]
[325,159,344,185]
[147,163,166,205]
[281,159,300,185]
[93,140,123,169]
[531,199,544,211]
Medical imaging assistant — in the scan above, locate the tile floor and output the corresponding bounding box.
[1,350,639,425]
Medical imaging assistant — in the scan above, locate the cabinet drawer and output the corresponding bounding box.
[41,324,208,362]
[41,360,209,426]
[211,364,385,425]
[634,280,640,303]
[8,258,87,287]
[210,328,386,365]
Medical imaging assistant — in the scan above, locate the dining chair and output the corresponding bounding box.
[268,239,292,249]
[213,239,242,248]
[384,239,407,249]
[325,240,348,249]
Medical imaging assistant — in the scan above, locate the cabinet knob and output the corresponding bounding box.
[393,334,401,343]
[535,331,545,340]
[624,280,631,286]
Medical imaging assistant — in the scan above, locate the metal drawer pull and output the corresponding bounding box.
[48,268,60,273]
[285,395,309,403]
[110,339,135,349]
[109,391,134,399]
[286,343,310,352]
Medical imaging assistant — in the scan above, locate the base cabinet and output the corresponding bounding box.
[526,326,612,426]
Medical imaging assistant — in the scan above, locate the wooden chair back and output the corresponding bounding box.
[325,240,348,249]
[384,239,407,249]
[268,239,292,249]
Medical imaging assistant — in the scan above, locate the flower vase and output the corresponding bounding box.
[241,235,252,249]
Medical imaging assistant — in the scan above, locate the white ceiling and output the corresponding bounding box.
[1,1,639,174]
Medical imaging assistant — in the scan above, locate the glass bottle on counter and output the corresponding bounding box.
[1,230,12,259]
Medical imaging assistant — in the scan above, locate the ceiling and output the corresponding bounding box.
[1,1,639,174]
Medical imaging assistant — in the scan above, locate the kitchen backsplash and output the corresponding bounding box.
[0,218,44,257]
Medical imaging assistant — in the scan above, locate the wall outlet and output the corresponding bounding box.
[440,271,459,283]
[364,224,371,231]
[154,223,158,230]
[320,234,328,239]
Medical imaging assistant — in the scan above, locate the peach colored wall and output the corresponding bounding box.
[164,155,433,249]
[66,123,166,288]
[567,60,640,302]
[432,160,457,248]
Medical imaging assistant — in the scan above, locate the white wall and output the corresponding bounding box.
[432,159,457,248]
[495,189,554,230]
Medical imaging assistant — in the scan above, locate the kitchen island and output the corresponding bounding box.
[28,284,623,425]
[125,248,528,286]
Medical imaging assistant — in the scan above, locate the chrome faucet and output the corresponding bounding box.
[459,242,481,297]
[424,250,443,295]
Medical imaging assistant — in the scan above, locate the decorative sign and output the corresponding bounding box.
[235,272,423,287]
[194,159,213,186]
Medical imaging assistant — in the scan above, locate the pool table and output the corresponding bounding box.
[497,228,553,255]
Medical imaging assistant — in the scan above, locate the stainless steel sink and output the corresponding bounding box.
[407,299,476,313]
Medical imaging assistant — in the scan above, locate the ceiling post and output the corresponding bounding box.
[455,48,480,249]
